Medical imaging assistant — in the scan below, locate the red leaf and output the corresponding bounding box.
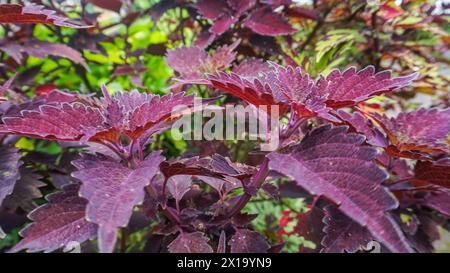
[34,84,57,95]
[414,159,450,189]
[0,4,90,28]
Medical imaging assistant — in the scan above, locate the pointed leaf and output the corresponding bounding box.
[9,184,98,253]
[168,231,213,253]
[167,175,192,203]
[166,41,239,84]
[72,151,164,253]
[229,229,270,253]
[322,205,374,253]
[3,167,45,211]
[414,159,450,189]
[0,4,90,28]
[0,146,22,206]
[243,7,296,36]
[373,108,450,157]
[267,124,413,252]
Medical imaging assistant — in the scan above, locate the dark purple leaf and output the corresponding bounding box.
[168,231,213,253]
[87,0,123,13]
[3,167,45,211]
[217,230,226,253]
[9,184,98,253]
[229,229,270,253]
[243,7,296,36]
[167,175,192,203]
[322,205,374,253]
[72,151,164,253]
[268,124,413,252]
[0,146,22,208]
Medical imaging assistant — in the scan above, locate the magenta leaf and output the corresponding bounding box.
[167,175,192,203]
[243,7,296,36]
[210,13,238,35]
[195,0,229,20]
[0,102,106,141]
[336,110,388,147]
[72,151,164,253]
[0,88,194,145]
[0,4,90,28]
[166,40,239,84]
[229,229,270,253]
[9,183,98,253]
[373,108,450,157]
[322,205,374,253]
[267,124,413,252]
[168,231,213,253]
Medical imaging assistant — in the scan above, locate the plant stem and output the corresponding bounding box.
[225,157,270,218]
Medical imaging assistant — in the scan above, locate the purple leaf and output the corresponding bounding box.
[0,88,194,144]
[167,175,192,203]
[168,231,213,253]
[195,0,229,20]
[3,167,45,211]
[229,229,270,253]
[0,102,106,141]
[336,110,388,147]
[418,190,450,217]
[217,231,226,253]
[243,7,296,36]
[374,108,450,157]
[0,4,90,28]
[72,151,164,253]
[210,13,238,35]
[0,146,22,207]
[9,184,98,253]
[322,205,374,253]
[227,0,257,15]
[21,40,88,69]
[149,0,177,24]
[268,124,413,253]
[166,40,239,84]
[232,58,273,79]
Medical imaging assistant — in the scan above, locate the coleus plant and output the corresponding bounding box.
[0,1,449,254]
